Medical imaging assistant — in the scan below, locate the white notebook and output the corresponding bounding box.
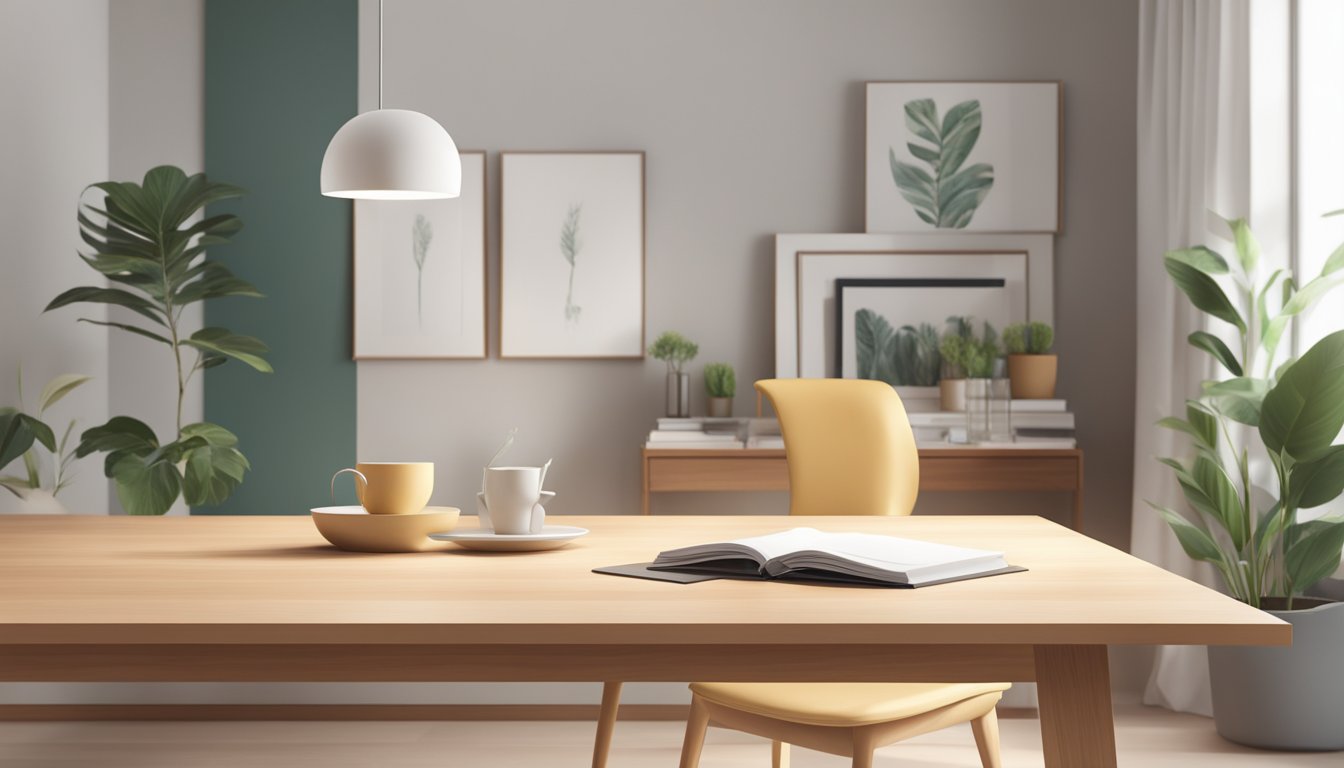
[651,527,1020,587]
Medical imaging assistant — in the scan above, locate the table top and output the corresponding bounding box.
[643,448,1082,458]
[0,514,1286,647]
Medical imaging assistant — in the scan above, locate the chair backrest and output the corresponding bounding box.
[755,379,919,517]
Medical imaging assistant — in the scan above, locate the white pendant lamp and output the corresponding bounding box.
[320,0,460,200]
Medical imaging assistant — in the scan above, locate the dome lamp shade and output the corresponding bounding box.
[320,108,461,200]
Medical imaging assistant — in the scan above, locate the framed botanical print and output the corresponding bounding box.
[773,233,1054,378]
[865,81,1062,233]
[352,150,486,359]
[835,277,1014,383]
[500,151,645,359]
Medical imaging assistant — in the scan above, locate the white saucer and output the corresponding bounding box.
[429,524,589,552]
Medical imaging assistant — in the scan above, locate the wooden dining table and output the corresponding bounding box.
[0,514,1287,767]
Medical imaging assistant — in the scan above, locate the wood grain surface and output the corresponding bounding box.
[0,515,1286,648]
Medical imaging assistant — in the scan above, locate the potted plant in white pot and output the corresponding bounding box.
[1002,321,1057,399]
[0,373,92,514]
[1152,216,1344,750]
[703,363,735,418]
[649,331,698,418]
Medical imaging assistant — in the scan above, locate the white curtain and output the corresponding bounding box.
[1132,0,1251,716]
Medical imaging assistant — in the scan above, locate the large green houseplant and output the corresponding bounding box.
[44,166,271,516]
[1153,216,1344,750]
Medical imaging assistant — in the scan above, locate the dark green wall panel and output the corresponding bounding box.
[202,0,357,514]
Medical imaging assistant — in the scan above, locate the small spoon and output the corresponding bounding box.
[487,428,518,468]
[538,458,553,491]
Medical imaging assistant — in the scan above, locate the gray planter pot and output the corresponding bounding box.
[1208,598,1344,751]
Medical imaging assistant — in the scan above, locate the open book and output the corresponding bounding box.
[650,527,1021,587]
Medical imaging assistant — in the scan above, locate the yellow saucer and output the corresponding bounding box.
[311,505,460,553]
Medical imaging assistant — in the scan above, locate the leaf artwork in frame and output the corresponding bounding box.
[854,310,941,386]
[888,98,994,229]
[560,203,583,323]
[411,213,433,327]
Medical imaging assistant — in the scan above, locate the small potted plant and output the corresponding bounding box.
[649,331,699,418]
[1002,321,1057,399]
[703,363,735,418]
[0,372,92,514]
[937,317,998,412]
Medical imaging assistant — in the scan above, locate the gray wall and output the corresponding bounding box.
[0,0,110,516]
[108,0,206,515]
[358,0,1138,551]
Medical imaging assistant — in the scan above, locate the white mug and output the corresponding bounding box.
[480,466,555,534]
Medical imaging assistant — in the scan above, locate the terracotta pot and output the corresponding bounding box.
[939,378,967,412]
[707,396,733,418]
[1007,354,1058,399]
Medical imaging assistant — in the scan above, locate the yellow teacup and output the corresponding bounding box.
[331,461,434,515]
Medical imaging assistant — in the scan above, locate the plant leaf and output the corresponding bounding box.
[76,416,158,459]
[110,451,181,516]
[0,412,37,470]
[44,286,165,326]
[1287,445,1344,510]
[37,374,91,415]
[1259,329,1344,458]
[173,262,263,305]
[1281,274,1344,316]
[1226,218,1260,273]
[182,328,273,373]
[1163,257,1245,332]
[180,422,240,447]
[76,318,172,346]
[1188,331,1242,376]
[1165,246,1230,275]
[1323,239,1344,277]
[1154,504,1226,563]
[854,309,893,382]
[902,98,940,143]
[1284,518,1344,592]
[182,444,249,506]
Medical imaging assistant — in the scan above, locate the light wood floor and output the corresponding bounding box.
[0,702,1335,767]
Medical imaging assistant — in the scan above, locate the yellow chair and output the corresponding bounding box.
[592,379,1008,768]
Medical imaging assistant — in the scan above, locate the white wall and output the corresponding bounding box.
[107,0,206,515]
[0,0,110,515]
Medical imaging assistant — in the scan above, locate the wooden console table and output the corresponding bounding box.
[642,447,1085,530]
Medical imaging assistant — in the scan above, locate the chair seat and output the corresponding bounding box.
[689,682,1011,728]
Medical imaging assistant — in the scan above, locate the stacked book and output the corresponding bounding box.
[646,418,747,449]
[916,399,1076,448]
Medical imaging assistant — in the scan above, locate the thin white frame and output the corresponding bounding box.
[352,150,487,360]
[499,151,646,360]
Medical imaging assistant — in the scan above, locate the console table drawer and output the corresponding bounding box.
[647,457,790,492]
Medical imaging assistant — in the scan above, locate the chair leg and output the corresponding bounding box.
[851,730,875,768]
[970,708,1003,768]
[772,740,790,768]
[678,696,711,768]
[592,681,623,768]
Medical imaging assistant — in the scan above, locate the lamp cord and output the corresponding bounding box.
[378,0,384,109]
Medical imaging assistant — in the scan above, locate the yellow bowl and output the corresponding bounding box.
[311,506,460,553]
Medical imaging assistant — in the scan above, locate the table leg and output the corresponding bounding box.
[641,453,650,515]
[1034,645,1116,768]
[1071,454,1085,531]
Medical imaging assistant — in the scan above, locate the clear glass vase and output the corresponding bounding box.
[965,378,1012,442]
